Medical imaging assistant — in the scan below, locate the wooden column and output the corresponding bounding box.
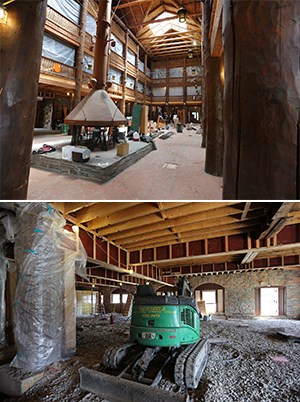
[120,31,129,115]
[74,0,88,106]
[0,1,47,200]
[223,0,300,199]
[203,0,224,177]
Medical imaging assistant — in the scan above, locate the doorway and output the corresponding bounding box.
[260,287,279,316]
[201,290,217,314]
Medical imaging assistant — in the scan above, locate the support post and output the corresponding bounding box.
[202,0,224,177]
[0,1,47,199]
[222,0,300,199]
[74,0,88,106]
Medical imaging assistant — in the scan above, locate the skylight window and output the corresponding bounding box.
[149,12,187,36]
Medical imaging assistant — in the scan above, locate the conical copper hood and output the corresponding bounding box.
[64,0,126,127]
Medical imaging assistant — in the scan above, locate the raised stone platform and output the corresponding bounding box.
[31,141,153,184]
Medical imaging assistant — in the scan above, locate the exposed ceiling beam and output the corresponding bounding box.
[128,12,201,28]
[131,242,300,269]
[113,0,152,10]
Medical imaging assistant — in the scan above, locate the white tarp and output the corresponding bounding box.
[169,67,184,78]
[111,34,124,57]
[187,86,201,95]
[86,13,97,36]
[42,34,76,67]
[169,87,184,96]
[152,87,166,97]
[186,66,201,77]
[126,49,136,66]
[137,81,144,93]
[126,75,135,89]
[152,68,166,79]
[83,53,94,73]
[47,0,80,25]
[108,67,122,84]
[138,60,145,72]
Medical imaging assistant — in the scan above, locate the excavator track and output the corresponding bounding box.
[174,339,209,389]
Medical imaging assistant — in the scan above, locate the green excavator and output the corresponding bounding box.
[79,277,209,402]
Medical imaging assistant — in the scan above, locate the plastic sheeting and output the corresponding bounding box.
[187,86,200,96]
[126,75,135,89]
[146,67,151,77]
[42,34,76,67]
[152,87,166,97]
[11,203,87,371]
[108,67,122,84]
[126,49,136,66]
[146,85,151,96]
[152,68,166,80]
[86,13,96,36]
[0,244,7,348]
[169,67,184,78]
[138,60,145,73]
[186,66,201,77]
[137,81,144,93]
[169,87,184,96]
[111,34,124,57]
[0,210,17,348]
[47,0,80,25]
[83,53,94,74]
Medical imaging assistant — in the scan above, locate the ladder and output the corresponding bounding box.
[123,293,133,317]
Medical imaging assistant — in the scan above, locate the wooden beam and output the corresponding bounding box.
[132,242,300,269]
[113,0,152,10]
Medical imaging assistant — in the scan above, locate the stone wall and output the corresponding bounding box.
[189,270,300,319]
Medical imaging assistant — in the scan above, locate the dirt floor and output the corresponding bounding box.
[1,316,300,402]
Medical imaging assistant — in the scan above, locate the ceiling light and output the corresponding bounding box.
[177,6,186,23]
[188,49,193,59]
[193,40,197,46]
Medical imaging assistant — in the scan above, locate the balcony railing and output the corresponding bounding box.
[46,7,80,39]
[40,56,75,80]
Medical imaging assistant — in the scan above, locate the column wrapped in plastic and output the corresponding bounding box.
[0,244,7,348]
[11,203,87,371]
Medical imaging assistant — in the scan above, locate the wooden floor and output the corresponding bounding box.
[28,129,223,200]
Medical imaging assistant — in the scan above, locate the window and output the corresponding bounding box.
[169,87,184,97]
[82,53,94,73]
[126,49,136,66]
[169,67,184,78]
[108,67,122,84]
[76,290,99,316]
[110,293,128,304]
[42,34,76,67]
[111,33,124,57]
[137,81,144,93]
[202,290,217,314]
[152,68,166,80]
[126,75,135,89]
[47,0,81,25]
[138,59,145,73]
[152,87,166,97]
[86,13,97,36]
[149,12,187,36]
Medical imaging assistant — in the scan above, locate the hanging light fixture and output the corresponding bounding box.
[177,2,187,23]
[188,49,193,59]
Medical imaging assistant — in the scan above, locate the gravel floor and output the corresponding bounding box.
[1,316,299,402]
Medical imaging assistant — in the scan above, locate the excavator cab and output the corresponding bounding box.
[130,279,200,348]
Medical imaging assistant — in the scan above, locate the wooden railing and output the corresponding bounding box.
[40,56,75,80]
[46,7,80,39]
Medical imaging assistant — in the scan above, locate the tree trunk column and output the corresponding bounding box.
[0,1,47,200]
[222,0,300,199]
[74,0,88,106]
[202,0,224,176]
